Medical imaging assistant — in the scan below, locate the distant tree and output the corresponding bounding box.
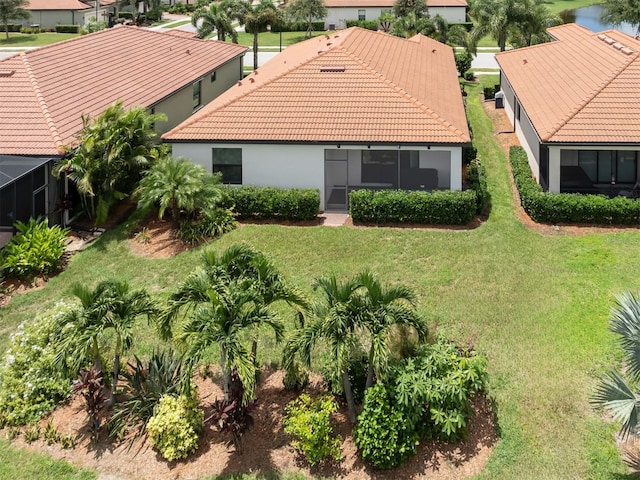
[510,0,561,48]
[429,14,477,55]
[192,0,246,42]
[391,11,432,37]
[285,0,327,38]
[241,0,278,70]
[469,0,526,51]
[601,0,640,36]
[0,0,29,40]
[393,0,427,18]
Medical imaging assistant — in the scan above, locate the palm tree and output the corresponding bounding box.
[592,292,640,438]
[55,281,157,405]
[469,0,525,51]
[510,0,560,48]
[391,12,433,38]
[241,0,277,70]
[429,14,477,55]
[602,0,640,37]
[192,0,244,42]
[284,275,363,423]
[355,271,427,390]
[135,155,225,226]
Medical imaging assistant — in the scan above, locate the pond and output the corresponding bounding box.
[559,4,638,35]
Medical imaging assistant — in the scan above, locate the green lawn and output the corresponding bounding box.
[0,33,79,47]
[165,19,192,28]
[544,0,600,14]
[235,31,331,48]
[0,441,95,480]
[0,79,634,479]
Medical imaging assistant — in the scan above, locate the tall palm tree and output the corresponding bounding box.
[284,275,363,423]
[355,271,427,390]
[391,12,433,38]
[510,0,560,48]
[241,0,277,70]
[469,0,525,51]
[192,0,244,42]
[429,14,478,55]
[135,155,225,226]
[55,281,157,405]
[592,292,640,438]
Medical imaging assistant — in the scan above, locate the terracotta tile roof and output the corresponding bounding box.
[496,23,640,144]
[164,28,470,145]
[26,0,92,10]
[0,26,247,156]
[324,0,467,7]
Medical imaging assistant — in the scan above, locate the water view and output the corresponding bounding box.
[559,4,639,35]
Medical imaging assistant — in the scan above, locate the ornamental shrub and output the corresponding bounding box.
[284,394,342,466]
[177,208,237,245]
[221,186,320,221]
[147,394,203,461]
[354,384,419,469]
[467,157,489,214]
[0,302,76,426]
[455,52,473,77]
[0,218,69,279]
[345,20,378,30]
[55,25,80,33]
[349,189,477,225]
[510,146,640,224]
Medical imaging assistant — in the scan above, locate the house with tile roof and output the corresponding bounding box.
[21,0,115,29]
[496,23,640,196]
[323,0,468,30]
[0,26,247,239]
[163,27,470,211]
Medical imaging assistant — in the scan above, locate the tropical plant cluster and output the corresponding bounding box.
[510,146,640,224]
[220,186,320,221]
[0,218,69,280]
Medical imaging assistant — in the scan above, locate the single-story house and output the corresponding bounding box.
[496,23,640,196]
[20,0,114,29]
[163,27,471,211]
[0,26,247,240]
[323,0,468,30]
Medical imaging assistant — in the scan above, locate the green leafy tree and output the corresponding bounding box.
[393,0,427,18]
[391,12,433,38]
[469,0,526,51]
[592,292,640,438]
[135,155,225,226]
[55,280,157,405]
[285,0,327,38]
[241,0,277,70]
[510,0,560,48]
[54,101,166,226]
[602,0,640,36]
[355,271,426,390]
[0,0,29,40]
[192,0,245,42]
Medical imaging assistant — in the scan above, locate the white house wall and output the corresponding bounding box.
[324,6,466,29]
[425,6,466,23]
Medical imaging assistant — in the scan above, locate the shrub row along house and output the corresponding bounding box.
[0,26,247,245]
[496,23,640,197]
[163,27,471,211]
[322,0,468,30]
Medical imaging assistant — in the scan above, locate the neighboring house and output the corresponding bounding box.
[323,0,468,30]
[21,0,114,29]
[163,27,470,211]
[0,26,247,239]
[496,23,640,196]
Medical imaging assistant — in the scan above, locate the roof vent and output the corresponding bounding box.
[621,46,634,55]
[603,36,615,45]
[613,42,624,50]
[320,66,345,72]
[0,70,15,77]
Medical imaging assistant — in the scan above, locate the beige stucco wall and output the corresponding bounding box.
[325,5,466,29]
[152,56,244,137]
[21,7,110,28]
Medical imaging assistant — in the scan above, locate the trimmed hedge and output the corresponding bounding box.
[270,21,325,32]
[467,157,489,214]
[55,25,80,33]
[510,146,640,224]
[5,24,22,33]
[349,189,477,225]
[222,186,320,221]
[345,20,379,31]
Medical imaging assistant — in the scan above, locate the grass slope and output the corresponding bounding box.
[0,80,633,479]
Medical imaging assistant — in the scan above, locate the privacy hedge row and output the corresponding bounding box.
[55,25,80,33]
[345,20,379,31]
[349,189,477,225]
[467,157,489,214]
[221,186,320,221]
[5,24,22,33]
[270,21,325,32]
[510,146,640,224]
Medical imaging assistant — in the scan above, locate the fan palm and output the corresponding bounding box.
[592,292,640,438]
[355,271,427,390]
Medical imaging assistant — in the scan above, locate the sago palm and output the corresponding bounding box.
[592,292,640,438]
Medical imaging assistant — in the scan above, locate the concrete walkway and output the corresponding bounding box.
[321,212,349,226]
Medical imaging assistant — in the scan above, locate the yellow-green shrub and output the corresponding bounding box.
[147,394,203,461]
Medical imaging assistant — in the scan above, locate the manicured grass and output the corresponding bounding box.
[166,19,192,28]
[544,0,600,14]
[235,31,331,48]
[0,33,79,47]
[0,77,633,479]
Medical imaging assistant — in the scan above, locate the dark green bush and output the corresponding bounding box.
[6,24,21,32]
[349,189,477,225]
[463,145,477,165]
[176,208,237,245]
[271,21,325,32]
[55,25,80,33]
[354,383,419,469]
[0,218,69,279]
[345,20,379,30]
[118,11,134,19]
[483,86,496,99]
[510,146,640,224]
[455,52,473,77]
[464,70,474,81]
[221,186,320,221]
[467,157,489,214]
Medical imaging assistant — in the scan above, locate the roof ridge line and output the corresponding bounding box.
[344,43,469,141]
[545,50,640,140]
[20,53,64,153]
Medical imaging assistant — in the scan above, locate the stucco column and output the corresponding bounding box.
[548,146,561,193]
[451,147,462,191]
